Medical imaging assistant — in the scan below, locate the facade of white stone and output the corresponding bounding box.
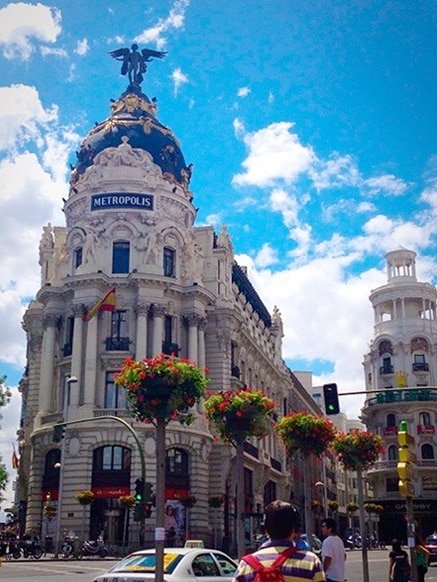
[361,248,437,542]
[16,87,324,550]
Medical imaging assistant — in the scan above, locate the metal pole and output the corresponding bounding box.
[322,456,328,518]
[406,497,418,582]
[155,417,166,582]
[357,468,370,582]
[53,376,76,557]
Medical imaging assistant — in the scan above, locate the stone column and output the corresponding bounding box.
[70,304,84,408]
[151,305,165,356]
[38,313,59,414]
[185,314,201,363]
[83,310,98,407]
[198,317,207,369]
[135,302,149,360]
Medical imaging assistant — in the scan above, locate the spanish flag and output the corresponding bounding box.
[82,288,116,322]
[12,445,20,470]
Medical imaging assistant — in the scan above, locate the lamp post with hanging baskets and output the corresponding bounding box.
[114,354,209,582]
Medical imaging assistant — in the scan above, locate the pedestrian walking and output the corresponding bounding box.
[321,518,346,582]
[389,539,411,582]
[415,533,429,582]
[232,499,325,582]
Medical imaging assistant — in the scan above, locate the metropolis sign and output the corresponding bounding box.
[91,192,154,211]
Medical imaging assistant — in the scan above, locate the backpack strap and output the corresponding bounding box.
[242,547,298,572]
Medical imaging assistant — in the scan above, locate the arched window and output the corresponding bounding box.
[419,412,432,427]
[422,444,434,460]
[387,414,396,428]
[92,446,131,487]
[388,445,398,461]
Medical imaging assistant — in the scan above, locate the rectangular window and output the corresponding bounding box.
[164,315,173,343]
[163,247,175,277]
[104,371,126,409]
[74,247,83,269]
[112,241,130,273]
[63,316,74,357]
[105,311,129,350]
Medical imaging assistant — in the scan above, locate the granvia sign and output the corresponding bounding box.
[91,193,154,210]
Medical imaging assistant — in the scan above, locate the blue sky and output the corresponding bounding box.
[0,0,436,507]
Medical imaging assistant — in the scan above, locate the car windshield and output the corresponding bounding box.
[108,552,183,574]
[427,537,437,544]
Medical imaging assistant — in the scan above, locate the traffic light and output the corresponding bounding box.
[323,383,340,415]
[52,423,66,443]
[135,478,145,502]
[397,420,416,498]
[145,503,152,518]
[144,482,153,502]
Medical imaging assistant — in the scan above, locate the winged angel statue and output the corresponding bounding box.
[109,43,167,87]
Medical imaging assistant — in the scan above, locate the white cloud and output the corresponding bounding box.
[40,46,67,58]
[310,153,361,192]
[232,122,316,187]
[0,2,61,60]
[171,68,189,97]
[74,38,89,56]
[254,243,279,268]
[135,0,190,50]
[0,85,58,154]
[365,174,409,196]
[237,87,251,98]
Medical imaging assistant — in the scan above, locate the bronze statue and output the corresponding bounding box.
[109,43,167,87]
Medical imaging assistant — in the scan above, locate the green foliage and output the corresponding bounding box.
[115,355,209,425]
[275,412,337,457]
[0,376,11,497]
[204,388,276,445]
[333,430,384,470]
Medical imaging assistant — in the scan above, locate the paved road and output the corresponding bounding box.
[1,550,437,581]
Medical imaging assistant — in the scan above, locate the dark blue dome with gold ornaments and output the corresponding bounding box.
[70,86,192,191]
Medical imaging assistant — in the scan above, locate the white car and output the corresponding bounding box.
[92,547,238,582]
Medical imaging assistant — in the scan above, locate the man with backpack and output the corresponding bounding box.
[232,500,325,582]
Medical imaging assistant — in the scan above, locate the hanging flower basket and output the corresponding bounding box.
[204,388,276,445]
[275,412,337,457]
[118,495,137,508]
[181,495,197,508]
[208,495,224,508]
[114,354,209,425]
[75,490,95,506]
[333,430,384,471]
[347,501,359,513]
[364,502,384,514]
[328,500,339,512]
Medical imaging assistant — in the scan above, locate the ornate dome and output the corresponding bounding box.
[70,87,192,191]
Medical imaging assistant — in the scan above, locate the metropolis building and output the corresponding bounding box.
[361,248,437,541]
[15,59,323,548]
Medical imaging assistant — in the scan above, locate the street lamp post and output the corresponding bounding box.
[53,376,77,556]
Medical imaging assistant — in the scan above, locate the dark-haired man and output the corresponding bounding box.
[321,518,346,582]
[232,500,325,582]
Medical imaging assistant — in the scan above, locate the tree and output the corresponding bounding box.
[0,376,11,500]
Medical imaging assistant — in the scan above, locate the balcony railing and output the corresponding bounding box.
[364,389,437,407]
[380,365,394,375]
[418,424,436,435]
[368,459,437,471]
[94,408,131,419]
[413,362,429,372]
[105,337,130,351]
